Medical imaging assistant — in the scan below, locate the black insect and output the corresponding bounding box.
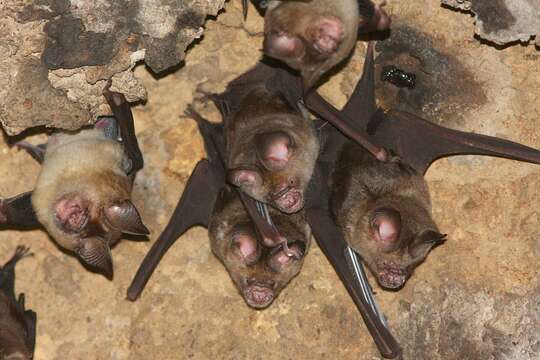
[381,65,416,89]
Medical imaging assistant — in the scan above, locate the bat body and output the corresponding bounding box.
[262,0,389,88]
[314,42,540,293]
[225,83,319,214]
[0,92,148,278]
[331,142,444,290]
[210,185,310,308]
[0,247,36,360]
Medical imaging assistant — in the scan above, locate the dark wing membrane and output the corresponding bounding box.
[128,110,226,301]
[368,110,540,175]
[0,192,40,229]
[305,169,402,359]
[103,90,144,175]
[127,160,223,301]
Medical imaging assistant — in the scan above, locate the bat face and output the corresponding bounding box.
[332,143,445,290]
[226,91,319,214]
[349,203,445,290]
[32,122,148,277]
[263,0,359,88]
[210,188,311,309]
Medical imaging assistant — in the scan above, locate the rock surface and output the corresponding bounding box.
[0,0,539,359]
[442,0,540,47]
[0,0,225,135]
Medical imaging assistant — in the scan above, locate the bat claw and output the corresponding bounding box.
[375,147,389,162]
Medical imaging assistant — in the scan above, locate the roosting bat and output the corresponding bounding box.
[128,106,311,308]
[220,63,320,215]
[312,42,540,292]
[258,0,390,88]
[127,56,401,358]
[0,246,36,360]
[0,91,148,278]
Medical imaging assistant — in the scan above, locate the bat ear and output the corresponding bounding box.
[418,230,447,245]
[104,200,150,236]
[77,237,113,278]
[256,131,293,170]
[263,32,304,59]
[228,168,263,188]
[370,207,402,250]
[231,232,259,265]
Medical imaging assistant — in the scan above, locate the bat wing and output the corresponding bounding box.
[368,109,540,175]
[0,192,40,229]
[0,246,36,354]
[127,159,223,301]
[339,41,540,174]
[103,90,144,175]
[127,110,226,301]
[305,168,402,359]
[303,43,386,161]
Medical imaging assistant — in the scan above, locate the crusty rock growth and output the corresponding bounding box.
[0,0,225,135]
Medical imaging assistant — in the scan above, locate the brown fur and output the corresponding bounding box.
[264,0,359,88]
[32,128,130,253]
[226,87,319,213]
[331,141,442,290]
[209,186,311,308]
[0,293,32,360]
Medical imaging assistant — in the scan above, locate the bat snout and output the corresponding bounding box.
[243,281,275,309]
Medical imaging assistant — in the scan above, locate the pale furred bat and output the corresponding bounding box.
[0,91,148,278]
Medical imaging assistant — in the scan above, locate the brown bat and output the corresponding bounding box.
[218,61,320,215]
[311,42,540,292]
[258,0,390,88]
[0,91,148,278]
[210,183,310,309]
[128,108,310,309]
[0,246,36,360]
[126,56,402,358]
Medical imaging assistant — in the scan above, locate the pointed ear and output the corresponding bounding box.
[104,200,149,235]
[263,32,304,59]
[77,237,113,278]
[418,230,447,245]
[227,168,263,188]
[256,131,293,170]
[370,207,402,245]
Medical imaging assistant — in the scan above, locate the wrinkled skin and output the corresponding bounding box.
[209,187,311,308]
[332,142,445,290]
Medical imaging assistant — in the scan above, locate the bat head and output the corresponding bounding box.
[263,2,352,88]
[210,195,311,309]
[357,204,445,290]
[51,192,148,277]
[228,128,319,214]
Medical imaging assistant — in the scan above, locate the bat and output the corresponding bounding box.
[0,246,36,360]
[0,90,149,278]
[127,105,311,307]
[314,41,540,292]
[128,54,402,357]
[220,61,320,216]
[260,0,390,88]
[210,181,311,309]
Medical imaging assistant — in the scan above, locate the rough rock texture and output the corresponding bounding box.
[0,0,539,359]
[0,0,225,135]
[442,0,540,47]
